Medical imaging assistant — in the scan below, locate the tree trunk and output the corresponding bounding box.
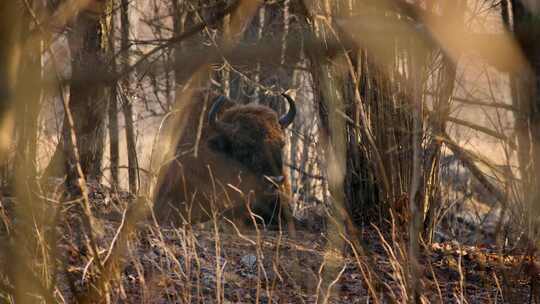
[4,2,47,302]
[14,7,42,181]
[509,0,540,232]
[0,1,21,120]
[120,0,138,193]
[108,0,119,188]
[422,1,462,242]
[44,10,108,185]
[0,1,23,186]
[123,100,138,193]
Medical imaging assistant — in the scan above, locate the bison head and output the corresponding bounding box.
[206,94,296,227]
[207,93,296,179]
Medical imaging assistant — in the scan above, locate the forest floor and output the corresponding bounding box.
[105,228,533,303]
[1,183,537,303]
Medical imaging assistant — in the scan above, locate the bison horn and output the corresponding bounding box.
[279,93,296,128]
[265,175,285,185]
[209,95,233,132]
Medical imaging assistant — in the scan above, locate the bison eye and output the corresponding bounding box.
[208,135,231,153]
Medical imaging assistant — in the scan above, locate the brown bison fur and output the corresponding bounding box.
[153,96,294,229]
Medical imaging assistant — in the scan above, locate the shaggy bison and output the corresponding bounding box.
[153,93,296,228]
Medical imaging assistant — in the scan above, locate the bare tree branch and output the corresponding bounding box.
[440,133,507,204]
[428,111,517,150]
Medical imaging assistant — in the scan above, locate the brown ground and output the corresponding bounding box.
[0,183,536,303]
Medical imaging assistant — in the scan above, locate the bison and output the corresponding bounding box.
[153,93,296,229]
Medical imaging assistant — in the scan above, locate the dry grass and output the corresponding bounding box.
[0,181,534,303]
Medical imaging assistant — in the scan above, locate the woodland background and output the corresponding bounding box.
[1,0,540,303]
